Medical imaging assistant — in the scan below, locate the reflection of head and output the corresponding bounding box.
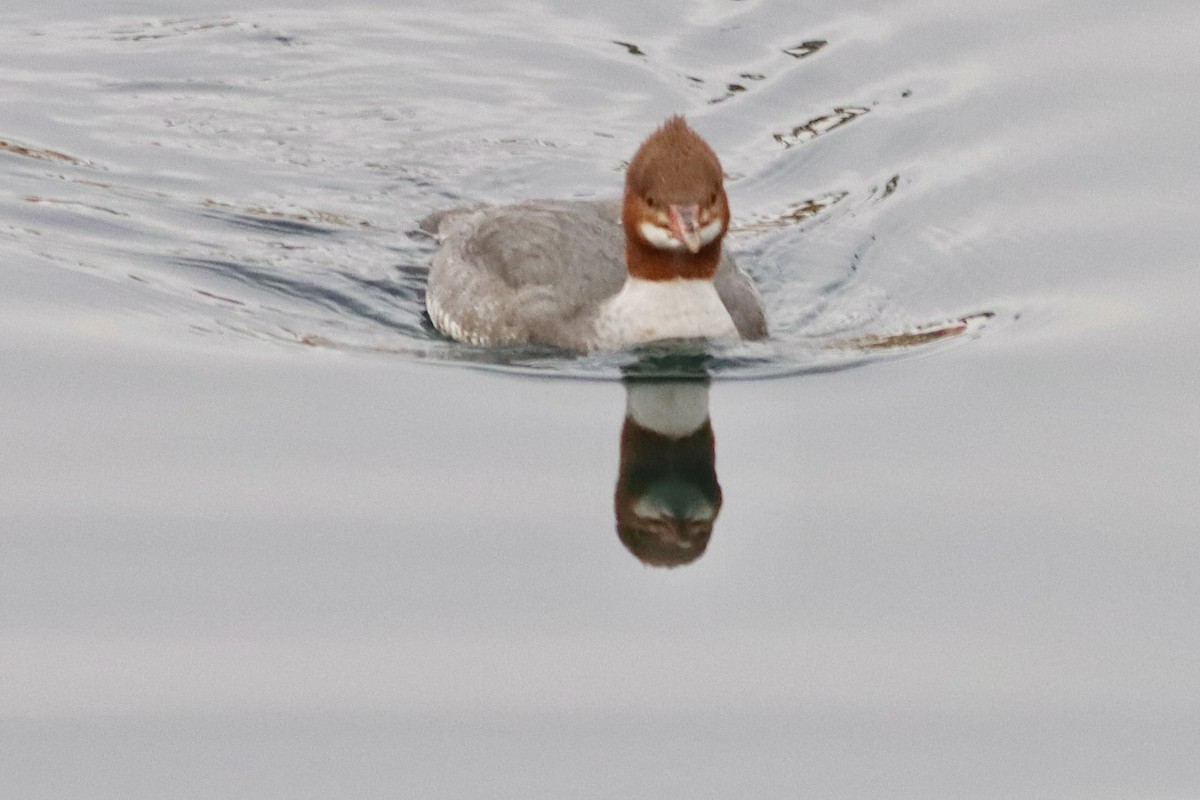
[615,381,721,567]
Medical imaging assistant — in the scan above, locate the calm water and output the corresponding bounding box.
[3,1,1199,797]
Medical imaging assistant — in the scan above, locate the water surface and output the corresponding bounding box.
[3,1,1199,798]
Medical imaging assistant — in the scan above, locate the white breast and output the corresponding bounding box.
[590,277,738,350]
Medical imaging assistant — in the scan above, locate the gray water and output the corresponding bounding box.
[3,1,1199,798]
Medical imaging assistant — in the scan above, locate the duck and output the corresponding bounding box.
[422,116,767,351]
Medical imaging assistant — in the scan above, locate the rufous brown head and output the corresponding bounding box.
[622,116,730,280]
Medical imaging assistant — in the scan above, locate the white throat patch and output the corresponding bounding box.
[638,218,725,251]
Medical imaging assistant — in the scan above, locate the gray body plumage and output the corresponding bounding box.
[423,199,767,351]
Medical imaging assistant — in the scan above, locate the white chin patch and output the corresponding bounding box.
[696,218,724,246]
[639,221,686,251]
[638,219,724,251]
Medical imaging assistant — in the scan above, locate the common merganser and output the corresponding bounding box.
[423,116,767,351]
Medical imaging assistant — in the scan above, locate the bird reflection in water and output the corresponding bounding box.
[614,354,722,567]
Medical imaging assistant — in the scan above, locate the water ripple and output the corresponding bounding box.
[0,7,1000,382]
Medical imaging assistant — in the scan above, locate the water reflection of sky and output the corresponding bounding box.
[3,0,1199,798]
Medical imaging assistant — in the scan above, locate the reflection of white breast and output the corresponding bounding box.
[592,277,738,351]
[625,380,711,438]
